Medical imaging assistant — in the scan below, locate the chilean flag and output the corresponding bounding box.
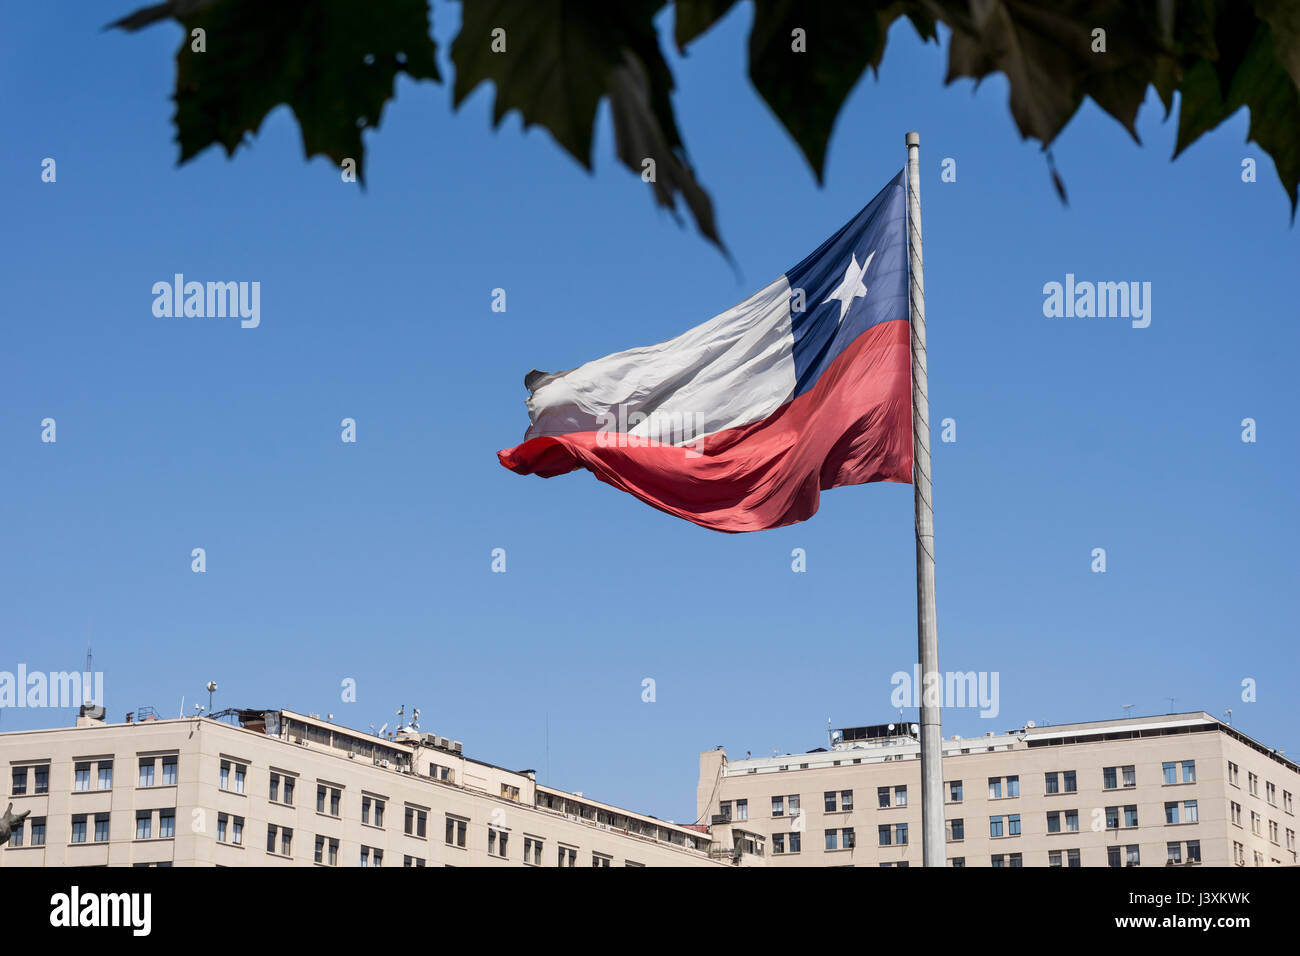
[499,170,913,533]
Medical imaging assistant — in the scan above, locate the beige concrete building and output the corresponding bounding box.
[699,712,1299,867]
[1,707,725,867]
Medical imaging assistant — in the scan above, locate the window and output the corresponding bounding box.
[1049,849,1063,867]
[949,857,965,868]
[1268,820,1279,843]
[488,827,509,858]
[1008,813,1021,836]
[1047,811,1062,834]
[988,776,1017,798]
[159,808,175,839]
[98,761,113,790]
[1165,800,1198,825]
[524,836,544,865]
[990,852,1021,867]
[1285,791,1294,814]
[1228,761,1239,786]
[360,846,383,867]
[138,759,155,788]
[592,852,611,867]
[30,817,46,846]
[989,816,1004,838]
[217,813,228,843]
[1044,771,1059,794]
[443,815,465,847]
[824,792,836,813]
[1124,805,1138,828]
[404,855,426,867]
[362,795,385,826]
[1126,845,1140,867]
[1250,811,1261,835]
[947,780,963,802]
[220,760,247,793]
[773,833,785,854]
[718,800,732,822]
[135,811,151,840]
[843,827,855,849]
[1266,782,1277,806]
[501,784,520,802]
[1062,770,1076,792]
[788,794,800,816]
[1167,841,1182,864]
[318,784,341,816]
[790,831,802,852]
[231,816,243,845]
[72,815,87,844]
[34,765,49,794]
[7,821,21,847]
[397,805,425,839]
[1103,765,1133,789]
[736,798,748,821]
[314,835,339,866]
[11,767,27,795]
[1186,840,1201,863]
[267,824,278,853]
[840,790,853,812]
[948,818,964,841]
[282,775,295,805]
[772,795,784,817]
[878,786,891,808]
[1248,772,1258,796]
[269,773,280,802]
[1231,801,1242,826]
[557,846,577,867]
[1107,845,1121,867]
[74,762,91,792]
[161,756,177,786]
[94,813,109,843]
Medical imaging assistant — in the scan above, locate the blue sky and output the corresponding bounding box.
[2,3,1296,825]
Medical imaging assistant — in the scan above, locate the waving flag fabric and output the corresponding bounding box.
[499,170,913,532]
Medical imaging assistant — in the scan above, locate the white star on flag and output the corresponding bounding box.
[822,250,875,323]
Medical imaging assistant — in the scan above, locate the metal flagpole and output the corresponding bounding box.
[906,131,944,867]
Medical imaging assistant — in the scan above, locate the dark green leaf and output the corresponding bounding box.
[453,0,724,249]
[113,0,439,183]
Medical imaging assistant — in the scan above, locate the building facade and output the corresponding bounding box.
[1,708,724,867]
[699,712,1299,867]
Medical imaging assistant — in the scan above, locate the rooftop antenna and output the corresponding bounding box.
[377,722,388,737]
[1166,697,1176,714]
[395,704,405,732]
[411,708,420,731]
[206,681,218,715]
[1223,709,1232,726]
[84,643,94,706]
[1122,704,1134,718]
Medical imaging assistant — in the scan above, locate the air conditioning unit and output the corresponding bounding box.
[436,736,450,750]
[377,759,391,769]
[347,752,356,759]
[451,741,463,754]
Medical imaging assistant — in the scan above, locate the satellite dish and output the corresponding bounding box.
[910,723,919,734]
[1026,720,1036,728]
[888,723,895,731]
[377,723,388,736]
